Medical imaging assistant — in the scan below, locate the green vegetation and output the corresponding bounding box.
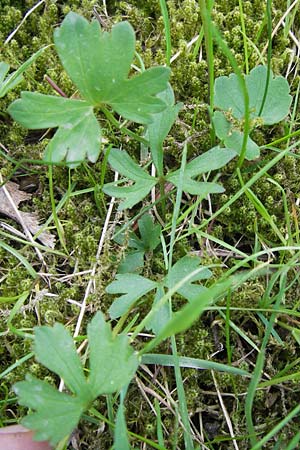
[1,1,300,449]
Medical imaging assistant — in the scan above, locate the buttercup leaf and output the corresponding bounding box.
[103,149,157,209]
[147,84,182,174]
[88,312,139,396]
[14,313,138,446]
[34,322,90,398]
[54,12,170,123]
[107,273,157,319]
[8,92,92,129]
[8,12,170,166]
[167,146,236,195]
[214,65,292,125]
[14,375,86,446]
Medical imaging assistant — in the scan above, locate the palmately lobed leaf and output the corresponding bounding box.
[54,14,135,105]
[214,65,292,125]
[13,312,139,445]
[88,312,139,396]
[7,12,170,167]
[54,12,170,123]
[107,273,157,318]
[14,374,86,446]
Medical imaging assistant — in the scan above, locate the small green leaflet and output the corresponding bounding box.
[213,65,292,160]
[167,146,236,195]
[103,148,157,210]
[213,111,260,160]
[165,255,212,302]
[8,12,170,167]
[107,274,157,319]
[13,312,138,446]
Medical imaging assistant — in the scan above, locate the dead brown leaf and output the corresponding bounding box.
[0,181,55,248]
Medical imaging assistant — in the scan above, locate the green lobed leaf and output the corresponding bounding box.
[54,12,170,123]
[8,93,101,167]
[107,273,157,319]
[14,374,86,446]
[13,313,139,445]
[224,129,260,160]
[8,13,170,166]
[167,146,236,195]
[103,149,157,209]
[146,285,170,335]
[165,255,212,302]
[34,322,90,398]
[118,250,145,273]
[88,312,139,396]
[214,65,292,125]
[138,214,161,252]
[213,108,260,161]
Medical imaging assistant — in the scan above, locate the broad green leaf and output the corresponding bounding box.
[107,273,157,319]
[214,65,292,125]
[14,375,86,446]
[109,67,171,123]
[213,111,260,160]
[54,14,134,105]
[147,84,182,174]
[118,250,144,273]
[213,110,231,140]
[0,47,47,98]
[103,149,157,209]
[165,255,212,302]
[8,92,92,129]
[88,312,138,396]
[34,322,89,398]
[246,65,292,124]
[8,13,170,166]
[54,12,170,123]
[167,146,236,195]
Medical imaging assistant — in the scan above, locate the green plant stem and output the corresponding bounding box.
[199,0,215,145]
[167,141,194,449]
[258,0,272,116]
[159,0,172,66]
[48,164,68,252]
[238,0,249,73]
